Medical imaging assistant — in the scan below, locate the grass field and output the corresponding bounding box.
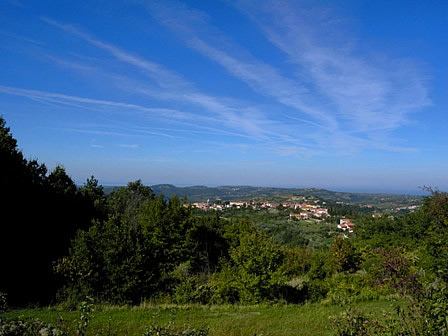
[1,300,401,336]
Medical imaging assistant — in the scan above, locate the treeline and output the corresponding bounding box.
[52,187,365,306]
[55,192,289,305]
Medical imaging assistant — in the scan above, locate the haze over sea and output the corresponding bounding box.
[1,0,447,193]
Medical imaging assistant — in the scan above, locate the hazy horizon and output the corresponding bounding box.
[99,182,428,196]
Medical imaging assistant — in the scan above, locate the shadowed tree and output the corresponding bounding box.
[0,116,97,305]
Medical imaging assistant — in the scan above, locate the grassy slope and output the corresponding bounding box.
[2,301,400,336]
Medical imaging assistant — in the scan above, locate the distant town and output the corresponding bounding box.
[191,196,328,216]
[189,195,420,234]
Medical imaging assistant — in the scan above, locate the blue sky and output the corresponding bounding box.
[1,0,447,194]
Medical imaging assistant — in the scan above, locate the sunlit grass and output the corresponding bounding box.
[2,300,402,336]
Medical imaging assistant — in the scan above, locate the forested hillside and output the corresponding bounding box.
[1,115,448,335]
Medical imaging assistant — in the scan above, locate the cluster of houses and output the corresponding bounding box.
[394,205,418,211]
[191,198,330,219]
[289,206,329,220]
[190,200,252,211]
[337,218,355,233]
[191,198,356,232]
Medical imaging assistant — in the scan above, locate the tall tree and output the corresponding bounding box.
[0,116,96,305]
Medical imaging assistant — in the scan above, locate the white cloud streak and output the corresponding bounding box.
[0,30,45,46]
[234,0,431,132]
[41,17,306,147]
[0,85,192,120]
[141,0,429,153]
[118,143,139,149]
[0,84,271,145]
[41,17,191,92]
[142,1,337,130]
[34,2,430,156]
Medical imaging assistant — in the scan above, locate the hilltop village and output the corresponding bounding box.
[190,197,355,233]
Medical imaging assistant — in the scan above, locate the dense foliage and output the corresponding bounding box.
[0,318,66,336]
[0,117,105,305]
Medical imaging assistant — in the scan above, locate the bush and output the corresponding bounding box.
[208,263,240,304]
[281,247,312,277]
[308,250,331,281]
[303,279,330,303]
[330,307,370,335]
[324,272,380,306]
[418,279,448,335]
[77,297,94,336]
[0,318,66,336]
[171,263,211,304]
[142,323,208,336]
[228,232,286,303]
[331,280,448,335]
[330,237,362,274]
[0,292,7,312]
[371,248,421,296]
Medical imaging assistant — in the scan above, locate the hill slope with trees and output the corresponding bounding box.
[150,184,422,208]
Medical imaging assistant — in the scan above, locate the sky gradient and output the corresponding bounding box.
[1,0,447,194]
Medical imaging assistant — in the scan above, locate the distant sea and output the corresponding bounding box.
[326,186,428,196]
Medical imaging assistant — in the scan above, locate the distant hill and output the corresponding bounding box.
[149,184,423,208]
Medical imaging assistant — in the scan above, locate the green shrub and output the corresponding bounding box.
[304,279,330,303]
[0,318,66,336]
[228,232,286,303]
[0,292,7,312]
[371,248,421,296]
[208,263,240,304]
[77,297,94,336]
[281,247,312,277]
[331,280,448,335]
[324,272,380,306]
[207,232,288,304]
[142,323,208,336]
[171,264,211,304]
[418,279,448,335]
[330,307,370,335]
[330,237,362,274]
[331,305,426,335]
[308,250,331,281]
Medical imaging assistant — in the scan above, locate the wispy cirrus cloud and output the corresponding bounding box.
[41,17,191,92]
[33,2,430,156]
[64,128,135,138]
[40,17,303,146]
[0,84,270,144]
[61,124,178,141]
[0,85,193,121]
[140,0,429,153]
[0,30,45,46]
[233,0,431,132]
[141,0,336,130]
[118,143,139,149]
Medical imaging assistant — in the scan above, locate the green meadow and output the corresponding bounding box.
[2,301,399,336]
